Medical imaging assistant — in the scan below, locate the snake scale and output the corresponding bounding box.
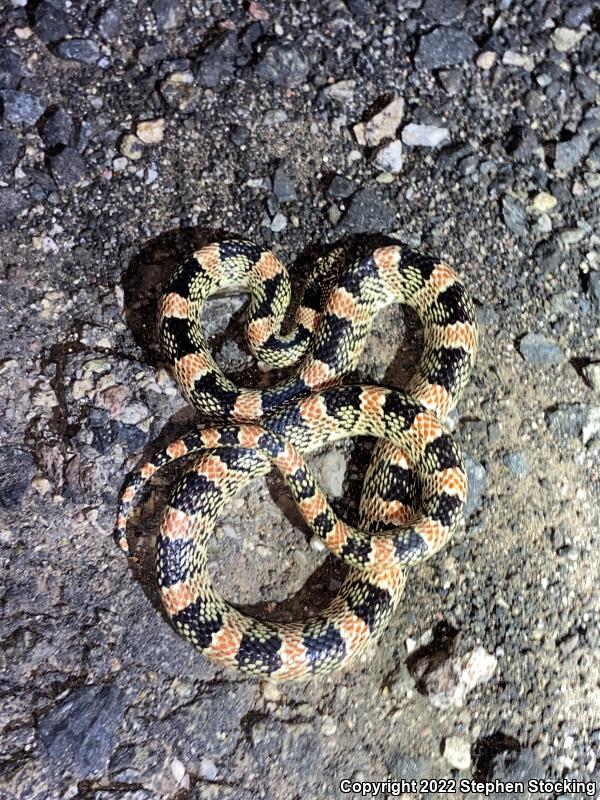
[116,239,478,681]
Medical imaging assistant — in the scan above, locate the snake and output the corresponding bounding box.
[116,239,478,680]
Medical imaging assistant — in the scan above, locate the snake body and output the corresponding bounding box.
[116,240,477,680]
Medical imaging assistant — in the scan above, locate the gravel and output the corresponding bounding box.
[555,134,591,173]
[0,186,28,226]
[152,0,186,31]
[0,129,21,171]
[338,185,396,233]
[56,39,100,65]
[327,175,356,199]
[373,140,403,173]
[38,685,127,780]
[443,736,471,770]
[41,109,73,148]
[583,363,600,395]
[401,123,450,148]
[355,96,405,147]
[0,47,22,89]
[590,271,600,313]
[518,333,565,365]
[33,2,71,44]
[414,27,478,70]
[0,446,36,508]
[464,457,486,518]
[255,43,310,87]
[502,451,530,478]
[501,195,527,238]
[1,0,599,795]
[48,147,87,187]
[0,89,46,126]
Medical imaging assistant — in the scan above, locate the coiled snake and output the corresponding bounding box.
[116,240,477,680]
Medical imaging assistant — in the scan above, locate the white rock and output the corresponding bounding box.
[536,214,552,234]
[316,448,347,497]
[199,758,218,781]
[136,118,165,144]
[31,384,58,408]
[270,212,287,232]
[355,96,405,147]
[322,80,356,102]
[170,758,186,784]
[113,401,150,426]
[425,646,497,709]
[120,134,144,161]
[583,407,600,444]
[32,476,51,496]
[373,140,403,173]
[551,27,585,52]
[584,172,600,189]
[502,51,534,71]
[443,736,472,770]
[531,191,557,213]
[476,51,497,69]
[401,123,449,148]
[321,716,337,736]
[262,681,282,702]
[583,363,600,395]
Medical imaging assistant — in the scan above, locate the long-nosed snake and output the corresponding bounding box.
[116,239,478,680]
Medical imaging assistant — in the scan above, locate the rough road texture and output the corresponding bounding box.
[1,1,599,799]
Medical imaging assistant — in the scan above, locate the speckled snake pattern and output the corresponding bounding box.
[116,239,478,681]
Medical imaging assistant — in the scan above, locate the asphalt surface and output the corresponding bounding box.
[1,1,599,799]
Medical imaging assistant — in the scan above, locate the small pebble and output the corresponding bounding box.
[320,716,337,736]
[34,1,69,43]
[327,175,356,200]
[502,51,534,71]
[584,172,600,189]
[248,1,269,21]
[503,451,530,478]
[171,758,186,784]
[356,96,405,147]
[270,212,287,232]
[49,147,86,187]
[414,27,477,70]
[57,39,100,64]
[120,134,144,161]
[199,757,218,781]
[309,535,327,553]
[444,736,472,770]
[531,192,557,214]
[112,156,128,172]
[153,0,185,31]
[136,119,165,144]
[262,681,282,702]
[321,80,356,103]
[555,134,590,173]
[536,214,552,234]
[373,140,403,173]
[551,27,584,52]
[401,123,449,148]
[560,227,586,246]
[0,89,46,126]
[582,363,600,395]
[476,51,496,70]
[255,43,310,87]
[519,333,564,365]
